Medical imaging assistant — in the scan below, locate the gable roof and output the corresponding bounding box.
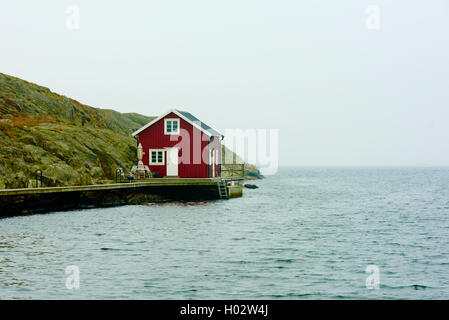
[132,109,223,138]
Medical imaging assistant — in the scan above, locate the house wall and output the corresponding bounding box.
[137,112,221,178]
[208,136,221,178]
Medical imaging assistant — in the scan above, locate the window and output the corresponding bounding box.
[149,149,164,165]
[164,118,180,135]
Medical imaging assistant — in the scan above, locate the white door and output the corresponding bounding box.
[166,148,178,176]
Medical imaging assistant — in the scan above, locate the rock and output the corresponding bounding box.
[0,119,13,126]
[246,170,264,179]
[45,163,79,185]
[19,135,37,145]
[90,166,103,179]
[27,179,37,188]
[244,184,259,189]
[127,193,162,204]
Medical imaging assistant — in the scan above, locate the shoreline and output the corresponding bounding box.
[0,178,244,218]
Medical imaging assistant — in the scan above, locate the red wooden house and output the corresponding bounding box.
[132,109,223,178]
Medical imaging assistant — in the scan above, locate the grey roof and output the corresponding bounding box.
[175,109,223,137]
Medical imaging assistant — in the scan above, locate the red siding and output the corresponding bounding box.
[137,112,221,178]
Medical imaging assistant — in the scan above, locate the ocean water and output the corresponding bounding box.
[0,167,448,299]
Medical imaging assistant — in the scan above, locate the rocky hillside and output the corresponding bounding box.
[0,73,261,189]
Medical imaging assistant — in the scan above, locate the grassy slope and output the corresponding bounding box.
[0,73,261,189]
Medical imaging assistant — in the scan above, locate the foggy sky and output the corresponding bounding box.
[1,0,448,166]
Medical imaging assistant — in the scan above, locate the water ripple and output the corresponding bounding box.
[0,167,449,299]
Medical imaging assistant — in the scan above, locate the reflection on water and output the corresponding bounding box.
[0,167,449,299]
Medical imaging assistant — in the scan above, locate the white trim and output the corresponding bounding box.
[149,149,165,165]
[132,109,222,137]
[212,151,215,177]
[164,118,180,135]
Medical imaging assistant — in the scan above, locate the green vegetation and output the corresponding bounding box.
[0,73,261,189]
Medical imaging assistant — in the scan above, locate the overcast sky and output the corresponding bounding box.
[1,1,448,167]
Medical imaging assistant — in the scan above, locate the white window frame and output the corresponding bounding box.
[164,118,180,135]
[149,149,165,165]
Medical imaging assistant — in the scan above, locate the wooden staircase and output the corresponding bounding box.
[217,180,229,199]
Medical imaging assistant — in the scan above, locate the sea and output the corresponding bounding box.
[0,167,448,299]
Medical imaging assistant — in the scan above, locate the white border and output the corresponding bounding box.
[164,118,180,135]
[149,149,165,165]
